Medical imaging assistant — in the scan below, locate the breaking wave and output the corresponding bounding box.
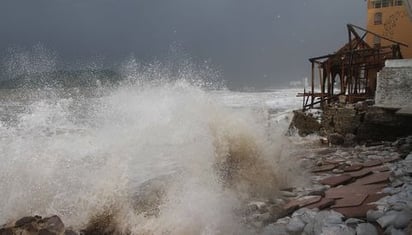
[0,53,302,234]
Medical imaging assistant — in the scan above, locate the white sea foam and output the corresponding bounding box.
[0,55,303,234]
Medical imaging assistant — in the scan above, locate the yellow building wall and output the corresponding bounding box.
[366,2,412,58]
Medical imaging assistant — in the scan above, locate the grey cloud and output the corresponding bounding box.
[0,0,365,89]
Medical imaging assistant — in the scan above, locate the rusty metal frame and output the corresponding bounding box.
[300,24,406,110]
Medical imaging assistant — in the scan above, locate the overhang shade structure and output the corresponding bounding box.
[300,24,407,110]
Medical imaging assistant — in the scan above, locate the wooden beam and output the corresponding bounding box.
[348,24,409,47]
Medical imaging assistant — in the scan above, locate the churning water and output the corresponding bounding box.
[0,55,303,234]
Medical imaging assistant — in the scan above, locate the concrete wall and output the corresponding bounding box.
[375,59,412,108]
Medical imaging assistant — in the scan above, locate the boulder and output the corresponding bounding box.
[289,110,321,136]
[286,216,305,233]
[0,215,70,235]
[329,133,345,145]
[356,223,378,235]
[260,223,288,235]
[393,210,412,229]
[320,224,355,235]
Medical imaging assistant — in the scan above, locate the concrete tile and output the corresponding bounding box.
[320,174,353,187]
[352,172,391,185]
[306,198,336,210]
[283,196,322,211]
[312,164,337,173]
[331,193,368,208]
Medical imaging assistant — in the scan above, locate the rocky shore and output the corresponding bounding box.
[253,135,412,235]
[2,135,412,235]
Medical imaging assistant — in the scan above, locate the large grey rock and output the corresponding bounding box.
[356,223,378,235]
[345,218,364,229]
[286,216,305,233]
[405,154,412,161]
[319,224,355,235]
[367,210,384,222]
[294,208,317,225]
[393,210,412,229]
[303,222,314,235]
[377,210,398,228]
[313,211,344,235]
[384,226,407,235]
[260,223,289,235]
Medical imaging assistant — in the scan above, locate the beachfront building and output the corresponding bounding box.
[366,0,412,58]
[300,0,412,110]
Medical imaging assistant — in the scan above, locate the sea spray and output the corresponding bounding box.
[0,55,303,234]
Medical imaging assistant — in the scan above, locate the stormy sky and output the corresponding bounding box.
[0,0,365,89]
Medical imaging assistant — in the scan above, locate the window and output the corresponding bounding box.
[394,0,403,6]
[373,0,382,8]
[373,35,381,47]
[371,0,397,8]
[374,12,383,24]
[382,0,391,7]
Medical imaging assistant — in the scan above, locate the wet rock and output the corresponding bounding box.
[38,229,56,235]
[41,215,65,234]
[64,230,78,235]
[356,223,378,235]
[15,216,37,227]
[377,210,398,228]
[246,203,259,213]
[0,215,70,235]
[405,154,412,161]
[0,228,13,235]
[367,210,384,222]
[247,201,270,215]
[332,168,345,174]
[407,221,412,234]
[391,202,407,211]
[267,205,287,222]
[289,110,321,136]
[132,175,175,217]
[344,133,357,146]
[385,226,407,235]
[280,191,297,198]
[320,224,355,235]
[286,216,305,233]
[313,211,344,235]
[250,212,272,224]
[260,223,288,235]
[393,210,412,229]
[303,222,314,235]
[329,133,345,145]
[344,218,364,228]
[292,208,318,224]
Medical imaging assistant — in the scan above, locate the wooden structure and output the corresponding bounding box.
[300,24,407,110]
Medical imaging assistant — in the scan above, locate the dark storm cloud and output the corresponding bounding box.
[0,0,365,89]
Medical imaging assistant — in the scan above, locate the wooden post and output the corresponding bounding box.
[311,62,315,108]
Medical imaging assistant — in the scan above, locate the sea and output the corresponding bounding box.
[0,59,304,234]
